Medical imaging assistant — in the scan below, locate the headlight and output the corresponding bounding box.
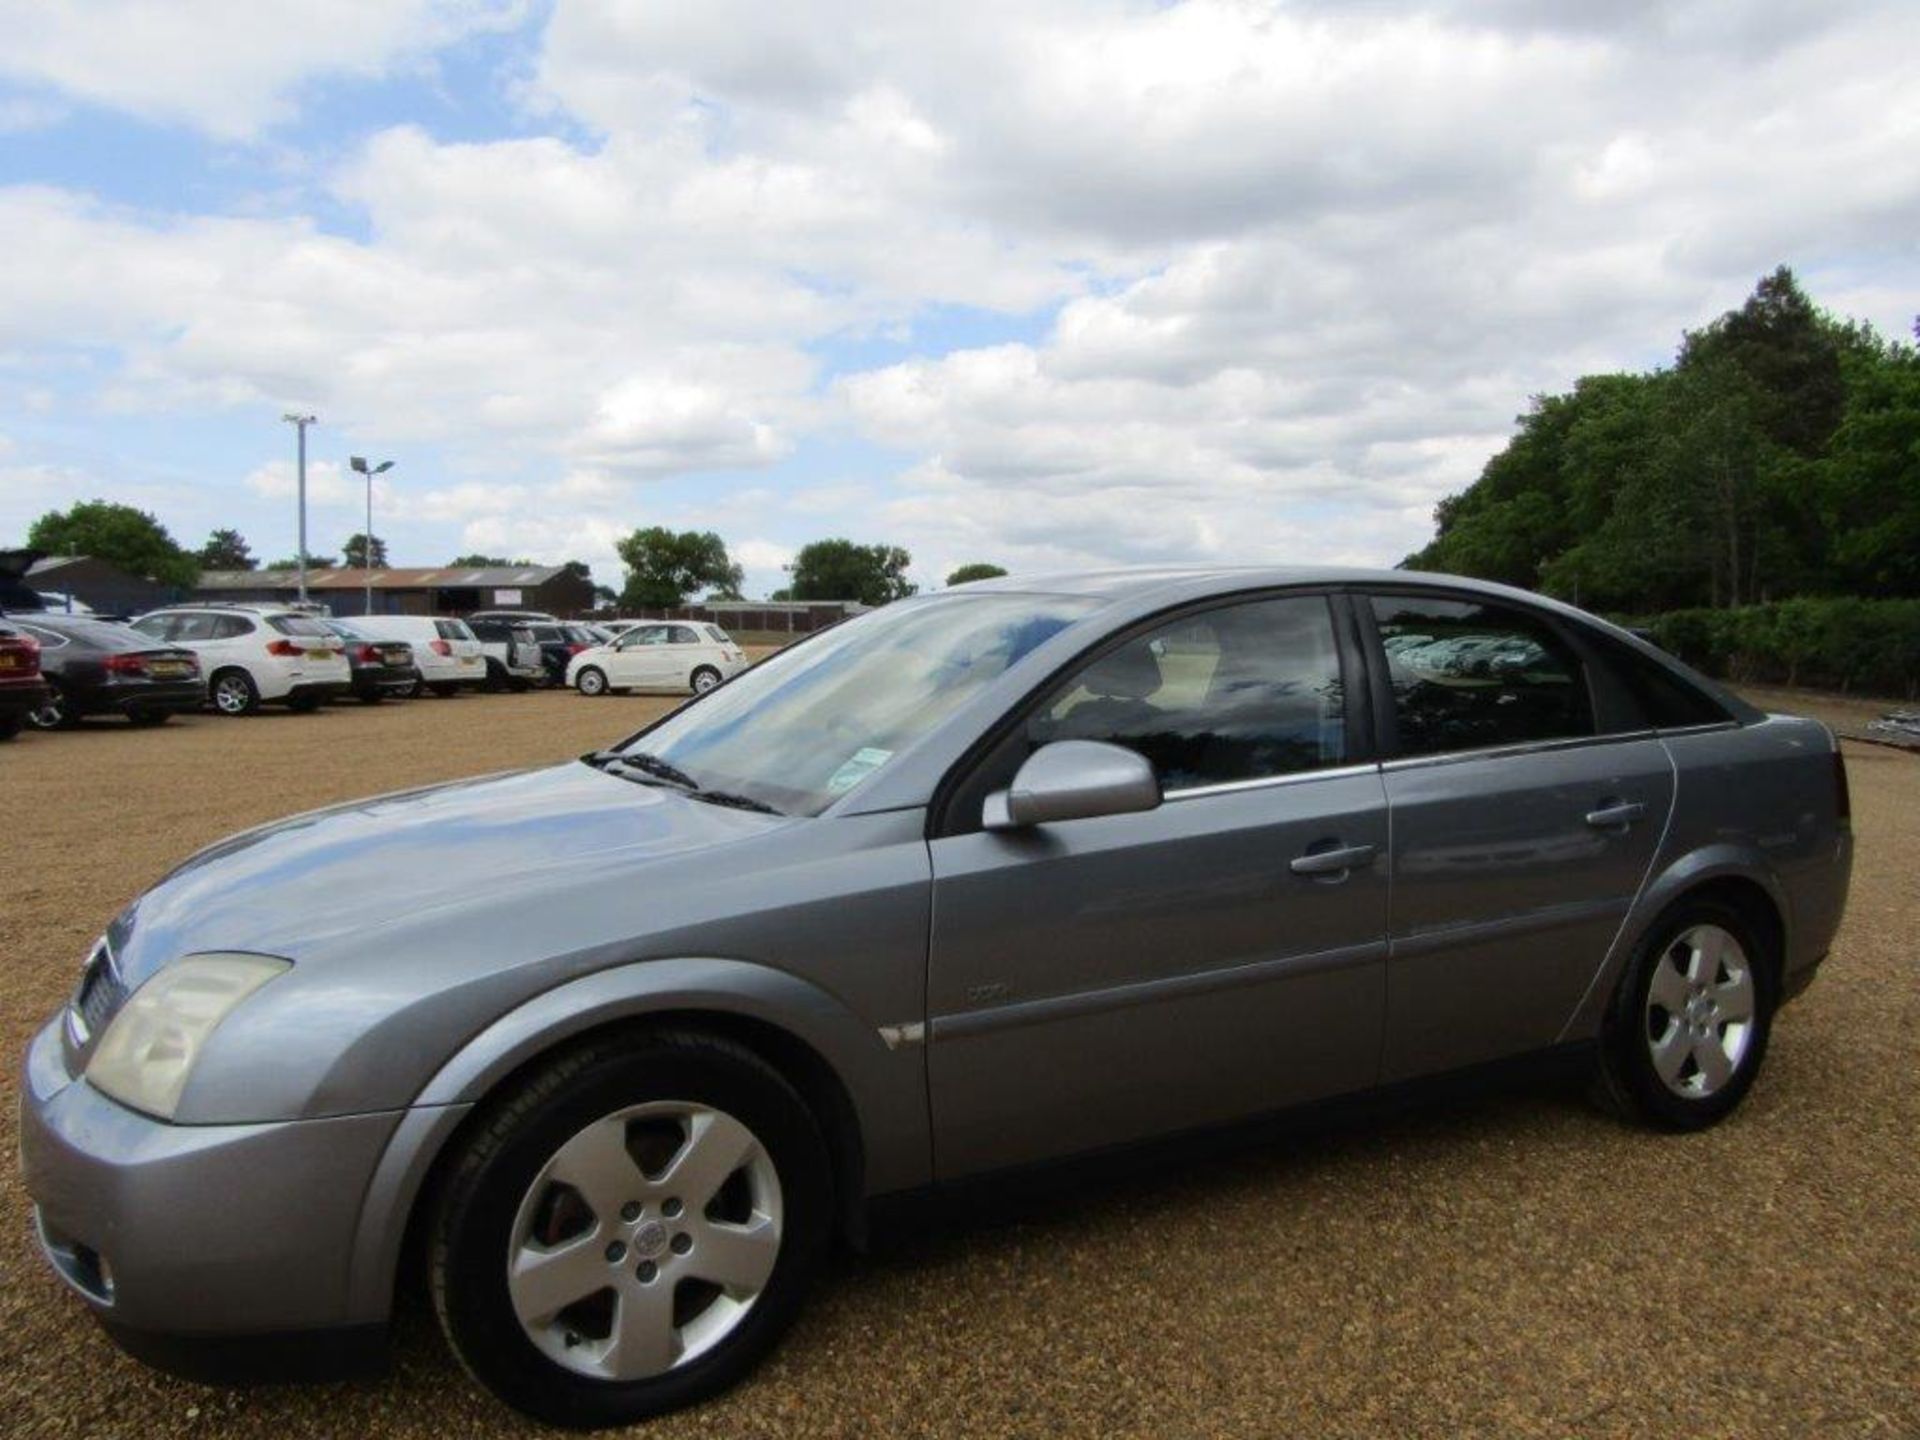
[85,953,290,1120]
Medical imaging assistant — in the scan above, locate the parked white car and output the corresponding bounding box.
[349,616,487,696]
[565,620,747,696]
[129,604,351,715]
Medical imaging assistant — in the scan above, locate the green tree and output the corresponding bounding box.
[27,501,198,587]
[196,527,256,571]
[788,539,916,605]
[265,555,335,570]
[341,533,389,568]
[615,528,742,609]
[450,553,513,567]
[946,562,1008,586]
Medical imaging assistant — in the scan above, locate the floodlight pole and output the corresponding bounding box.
[349,456,395,617]
[282,413,318,603]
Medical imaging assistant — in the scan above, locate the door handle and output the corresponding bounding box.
[1290,843,1377,877]
[1584,801,1647,830]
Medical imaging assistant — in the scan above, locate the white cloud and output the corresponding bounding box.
[0,0,525,139]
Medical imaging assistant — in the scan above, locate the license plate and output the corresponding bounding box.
[307,648,335,659]
[460,655,478,665]
[384,649,408,665]
[0,654,20,671]
[149,661,191,678]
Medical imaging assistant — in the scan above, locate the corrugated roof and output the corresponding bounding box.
[198,565,563,590]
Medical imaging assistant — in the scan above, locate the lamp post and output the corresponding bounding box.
[281,413,317,603]
[349,456,394,616]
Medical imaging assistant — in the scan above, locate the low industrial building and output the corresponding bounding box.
[191,564,596,617]
[21,555,179,615]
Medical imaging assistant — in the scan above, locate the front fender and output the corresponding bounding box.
[340,957,930,1325]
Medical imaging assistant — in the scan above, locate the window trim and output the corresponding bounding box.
[929,585,1371,839]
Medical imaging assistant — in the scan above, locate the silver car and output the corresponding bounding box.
[20,567,1853,1427]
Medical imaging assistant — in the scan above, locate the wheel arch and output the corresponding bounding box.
[1561,847,1791,1043]
[345,960,901,1326]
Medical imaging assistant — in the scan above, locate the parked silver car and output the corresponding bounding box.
[20,568,1853,1427]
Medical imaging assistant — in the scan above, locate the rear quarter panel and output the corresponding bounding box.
[1560,715,1852,1039]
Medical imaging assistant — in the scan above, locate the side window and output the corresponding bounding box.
[1590,634,1732,729]
[171,614,219,642]
[131,615,174,641]
[668,625,699,645]
[1029,596,1347,791]
[20,624,64,648]
[1369,595,1593,756]
[212,615,254,640]
[623,626,668,648]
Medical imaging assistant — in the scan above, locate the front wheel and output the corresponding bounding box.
[431,1032,830,1428]
[209,669,260,716]
[28,682,72,730]
[1594,899,1775,1130]
[575,667,609,697]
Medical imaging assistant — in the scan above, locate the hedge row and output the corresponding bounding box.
[1628,598,1920,697]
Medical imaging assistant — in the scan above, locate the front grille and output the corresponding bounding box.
[71,941,127,1043]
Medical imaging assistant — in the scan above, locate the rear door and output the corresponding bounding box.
[1362,591,1675,1082]
[926,592,1390,1178]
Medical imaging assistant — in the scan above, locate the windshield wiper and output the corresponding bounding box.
[583,749,699,791]
[685,789,784,816]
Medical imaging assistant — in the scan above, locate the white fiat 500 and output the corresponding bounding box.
[567,622,747,696]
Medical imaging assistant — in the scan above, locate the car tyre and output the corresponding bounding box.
[1593,897,1775,1131]
[209,669,260,716]
[690,666,721,695]
[575,667,609,698]
[431,1030,831,1429]
[28,682,73,730]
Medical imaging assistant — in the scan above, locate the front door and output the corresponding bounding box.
[609,626,672,688]
[926,593,1391,1179]
[1362,592,1676,1081]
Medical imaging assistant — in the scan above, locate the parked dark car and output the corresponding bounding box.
[319,620,417,704]
[0,621,51,739]
[521,621,600,686]
[6,612,202,728]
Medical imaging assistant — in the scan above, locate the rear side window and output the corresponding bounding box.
[1370,595,1593,757]
[268,615,328,637]
[469,620,504,642]
[1030,595,1348,790]
[1591,635,1732,729]
[175,614,224,641]
[434,620,473,640]
[131,615,175,641]
[668,625,699,645]
[703,625,731,644]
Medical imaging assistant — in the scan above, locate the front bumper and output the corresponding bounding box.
[19,1018,402,1347]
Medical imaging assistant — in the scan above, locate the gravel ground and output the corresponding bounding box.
[1,688,1915,1439]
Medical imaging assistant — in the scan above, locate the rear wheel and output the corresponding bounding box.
[210,669,260,716]
[1594,898,1775,1130]
[690,667,721,695]
[431,1032,830,1428]
[576,667,609,698]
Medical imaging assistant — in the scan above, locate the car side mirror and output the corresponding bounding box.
[982,740,1162,831]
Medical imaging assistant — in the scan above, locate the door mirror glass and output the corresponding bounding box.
[983,740,1161,831]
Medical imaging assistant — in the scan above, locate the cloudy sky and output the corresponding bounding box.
[1,0,1915,597]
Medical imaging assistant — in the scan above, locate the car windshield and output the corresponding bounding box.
[612,593,1097,816]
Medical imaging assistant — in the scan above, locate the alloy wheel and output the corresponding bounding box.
[1644,923,1757,1099]
[506,1101,783,1382]
[213,675,253,714]
[27,690,65,729]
